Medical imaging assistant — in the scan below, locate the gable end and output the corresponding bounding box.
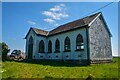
[25,28,36,39]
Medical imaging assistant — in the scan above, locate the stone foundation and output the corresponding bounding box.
[62,59,90,66]
[90,59,112,64]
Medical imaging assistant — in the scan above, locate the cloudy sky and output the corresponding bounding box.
[2,2,118,56]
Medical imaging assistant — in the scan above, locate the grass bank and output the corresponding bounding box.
[2,57,119,79]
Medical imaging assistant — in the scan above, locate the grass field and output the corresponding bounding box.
[1,58,119,79]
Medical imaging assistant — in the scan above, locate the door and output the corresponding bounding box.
[28,36,33,59]
[28,44,33,59]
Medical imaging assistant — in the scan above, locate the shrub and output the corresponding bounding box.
[0,42,10,60]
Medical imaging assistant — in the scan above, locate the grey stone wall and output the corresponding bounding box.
[89,15,112,62]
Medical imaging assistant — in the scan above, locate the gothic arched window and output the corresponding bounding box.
[29,36,33,44]
[64,37,71,52]
[55,39,60,52]
[39,40,45,53]
[48,40,52,53]
[76,34,84,50]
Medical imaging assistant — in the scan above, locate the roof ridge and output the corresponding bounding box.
[31,12,101,34]
[48,12,101,35]
[32,27,48,32]
[49,12,101,33]
[25,12,101,38]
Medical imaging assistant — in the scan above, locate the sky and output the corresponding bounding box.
[2,2,118,56]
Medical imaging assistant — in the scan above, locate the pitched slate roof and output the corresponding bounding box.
[32,28,49,36]
[25,12,101,38]
[49,12,100,36]
[25,27,49,39]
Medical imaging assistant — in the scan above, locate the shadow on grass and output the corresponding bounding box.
[3,59,90,67]
[2,76,94,80]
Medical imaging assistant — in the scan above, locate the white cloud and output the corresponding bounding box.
[43,11,59,20]
[42,4,69,22]
[50,4,66,12]
[27,20,37,25]
[43,11,68,20]
[43,18,59,26]
[54,23,59,26]
[42,4,69,26]
[50,5,62,12]
[60,4,65,7]
[44,18,55,23]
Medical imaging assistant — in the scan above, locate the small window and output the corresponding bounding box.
[39,40,45,53]
[64,37,71,52]
[76,34,84,51]
[48,40,52,53]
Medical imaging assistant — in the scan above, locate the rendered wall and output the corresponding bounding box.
[33,28,88,61]
[26,29,36,59]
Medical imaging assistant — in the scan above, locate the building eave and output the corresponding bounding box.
[100,13,112,37]
[88,12,101,26]
[25,27,35,39]
[88,12,112,37]
[48,24,88,37]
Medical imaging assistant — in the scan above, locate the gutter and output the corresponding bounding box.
[86,26,90,65]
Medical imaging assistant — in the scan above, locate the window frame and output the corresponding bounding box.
[54,39,60,53]
[39,40,45,53]
[48,40,52,53]
[76,34,84,51]
[64,36,71,52]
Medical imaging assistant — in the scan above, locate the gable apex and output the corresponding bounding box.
[25,27,49,39]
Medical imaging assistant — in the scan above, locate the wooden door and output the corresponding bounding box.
[28,44,33,59]
[28,36,33,59]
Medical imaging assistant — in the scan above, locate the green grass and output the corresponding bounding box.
[2,58,119,79]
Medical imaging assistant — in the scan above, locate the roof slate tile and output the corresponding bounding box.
[25,12,101,38]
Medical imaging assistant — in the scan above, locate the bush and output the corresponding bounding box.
[0,42,10,60]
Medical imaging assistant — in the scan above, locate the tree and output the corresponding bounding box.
[0,42,10,60]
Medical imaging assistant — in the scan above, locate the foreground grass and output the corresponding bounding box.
[2,58,119,78]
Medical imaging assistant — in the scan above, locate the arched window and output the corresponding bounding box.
[29,36,33,44]
[48,40,52,53]
[64,37,71,52]
[76,34,84,50]
[39,40,45,53]
[55,39,60,52]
